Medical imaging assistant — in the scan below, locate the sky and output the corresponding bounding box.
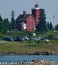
[0,0,58,26]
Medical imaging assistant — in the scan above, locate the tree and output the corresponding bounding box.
[47,22,53,31]
[0,21,3,32]
[11,10,16,30]
[55,24,58,30]
[3,18,10,34]
[36,9,48,33]
[49,22,53,30]
[0,15,3,21]
[0,15,3,32]
[46,22,50,31]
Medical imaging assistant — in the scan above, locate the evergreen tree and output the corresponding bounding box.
[55,24,58,30]
[0,21,3,32]
[0,15,3,32]
[46,22,50,31]
[49,22,53,30]
[11,10,16,30]
[36,9,48,33]
[0,15,3,21]
[47,22,53,31]
[3,18,10,34]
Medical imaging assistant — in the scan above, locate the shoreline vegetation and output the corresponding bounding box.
[0,40,58,55]
[0,31,58,55]
[0,59,58,65]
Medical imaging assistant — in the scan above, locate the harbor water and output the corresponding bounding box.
[0,55,58,62]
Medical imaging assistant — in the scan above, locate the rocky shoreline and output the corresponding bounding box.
[0,59,58,65]
[0,51,55,55]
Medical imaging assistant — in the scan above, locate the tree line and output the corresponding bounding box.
[0,9,58,34]
[36,8,58,33]
[0,10,16,34]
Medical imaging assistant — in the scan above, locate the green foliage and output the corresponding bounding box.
[0,21,3,32]
[36,9,48,33]
[49,22,53,30]
[48,34,54,40]
[11,10,16,30]
[55,24,58,30]
[0,15,3,32]
[0,15,3,21]
[47,22,53,31]
[3,18,10,34]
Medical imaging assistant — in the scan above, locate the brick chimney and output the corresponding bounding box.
[23,11,26,16]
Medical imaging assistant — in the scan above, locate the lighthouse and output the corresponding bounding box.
[32,3,40,25]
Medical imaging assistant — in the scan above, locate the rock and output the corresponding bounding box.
[33,52,40,55]
[32,59,41,63]
[41,52,50,55]
[32,51,53,55]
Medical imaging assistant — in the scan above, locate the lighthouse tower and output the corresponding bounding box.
[32,3,40,25]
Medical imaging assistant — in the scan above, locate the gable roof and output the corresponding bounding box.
[16,14,35,22]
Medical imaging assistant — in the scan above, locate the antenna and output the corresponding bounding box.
[53,14,55,32]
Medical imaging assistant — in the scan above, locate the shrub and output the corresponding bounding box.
[48,34,54,40]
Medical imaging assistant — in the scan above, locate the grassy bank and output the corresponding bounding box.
[0,30,58,55]
[0,40,58,55]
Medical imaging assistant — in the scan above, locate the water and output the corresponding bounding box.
[0,55,58,62]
